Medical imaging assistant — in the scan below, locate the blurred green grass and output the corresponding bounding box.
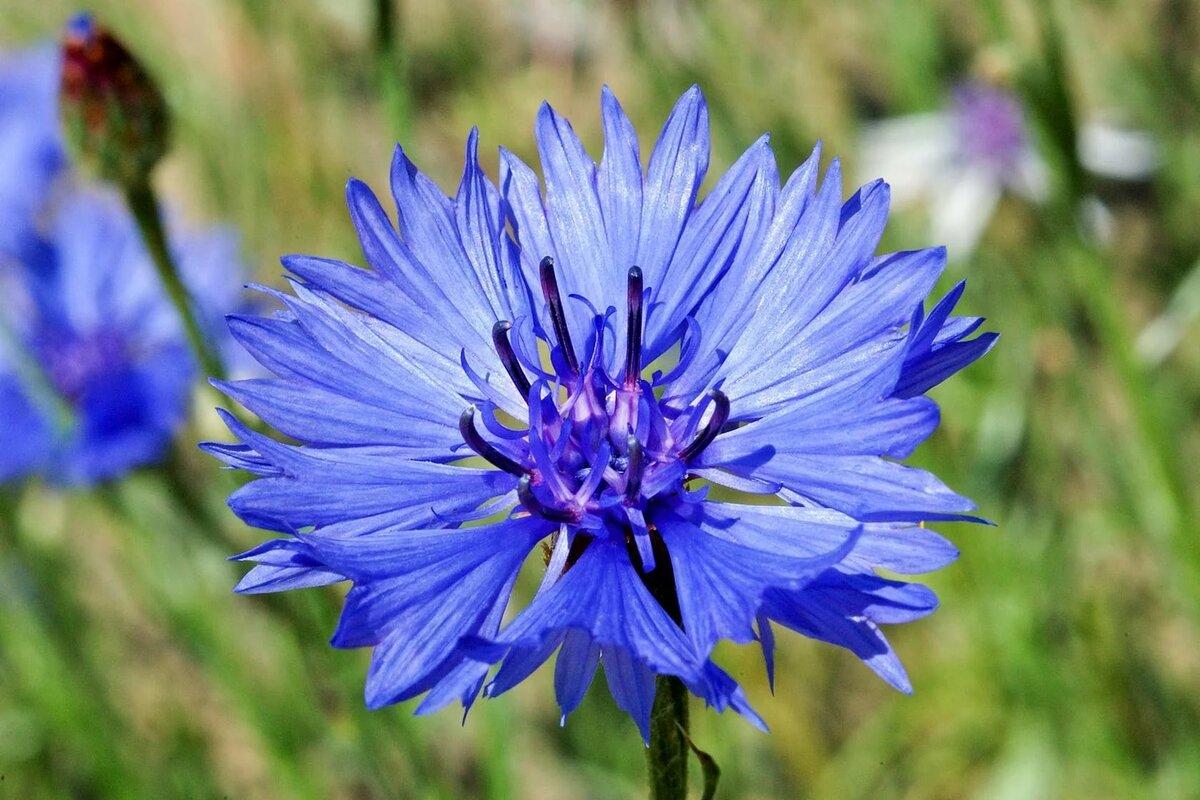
[2,1,1199,798]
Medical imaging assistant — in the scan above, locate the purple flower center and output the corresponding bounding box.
[459,258,727,574]
[952,83,1027,171]
[33,327,129,402]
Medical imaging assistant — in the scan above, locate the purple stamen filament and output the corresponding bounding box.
[624,266,643,386]
[459,406,530,476]
[491,320,533,398]
[624,434,644,502]
[539,256,579,375]
[678,390,729,462]
[518,474,578,523]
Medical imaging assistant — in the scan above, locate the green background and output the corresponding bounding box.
[2,1,1198,798]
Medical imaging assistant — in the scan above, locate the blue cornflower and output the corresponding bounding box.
[0,39,250,486]
[0,187,248,485]
[210,86,995,739]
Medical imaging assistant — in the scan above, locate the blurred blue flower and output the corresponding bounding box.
[210,86,994,739]
[0,40,252,487]
[0,188,248,486]
[0,45,64,261]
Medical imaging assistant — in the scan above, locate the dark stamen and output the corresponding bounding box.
[539,256,579,374]
[459,406,530,476]
[624,266,643,386]
[491,320,533,398]
[518,474,578,523]
[678,390,730,461]
[624,434,644,502]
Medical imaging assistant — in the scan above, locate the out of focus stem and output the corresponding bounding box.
[123,180,226,383]
[646,676,689,800]
[373,0,412,140]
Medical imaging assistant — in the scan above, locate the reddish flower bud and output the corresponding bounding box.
[59,13,170,187]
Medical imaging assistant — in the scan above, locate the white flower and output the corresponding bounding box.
[859,82,1158,259]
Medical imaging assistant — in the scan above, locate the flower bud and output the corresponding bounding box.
[59,13,170,187]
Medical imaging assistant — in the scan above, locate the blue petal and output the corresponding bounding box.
[554,628,601,722]
[468,538,702,683]
[485,632,564,699]
[715,452,974,520]
[804,570,939,625]
[706,395,939,462]
[282,277,492,408]
[906,280,967,355]
[454,128,536,327]
[415,578,522,717]
[198,439,280,476]
[647,134,778,360]
[721,243,943,418]
[597,86,643,295]
[535,101,612,344]
[55,350,191,486]
[0,374,52,483]
[896,334,999,398]
[294,518,547,709]
[0,45,64,259]
[636,86,710,291]
[756,614,776,692]
[225,311,461,421]
[763,586,913,693]
[389,143,462,272]
[283,254,418,335]
[709,158,845,392]
[234,563,345,594]
[339,182,500,368]
[682,661,768,732]
[666,143,821,403]
[673,502,959,575]
[388,145,504,335]
[657,506,859,657]
[498,146,556,316]
[214,377,459,455]
[602,646,658,742]
[227,453,512,532]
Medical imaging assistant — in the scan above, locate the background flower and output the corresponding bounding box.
[0,188,246,485]
[0,41,250,486]
[859,80,1159,257]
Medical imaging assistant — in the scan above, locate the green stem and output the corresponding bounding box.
[123,180,227,383]
[373,0,412,139]
[647,676,690,800]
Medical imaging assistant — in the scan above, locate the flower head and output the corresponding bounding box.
[211,86,995,739]
[858,80,1048,257]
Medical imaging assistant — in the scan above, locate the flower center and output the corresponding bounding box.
[33,327,129,402]
[457,257,729,566]
[953,83,1027,171]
